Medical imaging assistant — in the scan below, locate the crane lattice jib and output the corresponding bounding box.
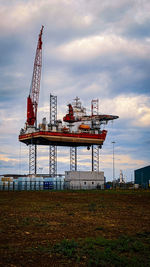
[29,26,44,123]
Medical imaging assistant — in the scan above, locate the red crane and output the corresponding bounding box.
[63,104,76,123]
[27,26,44,126]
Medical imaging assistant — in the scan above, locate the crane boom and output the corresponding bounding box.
[27,26,44,126]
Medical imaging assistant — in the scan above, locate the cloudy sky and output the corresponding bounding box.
[0,0,150,181]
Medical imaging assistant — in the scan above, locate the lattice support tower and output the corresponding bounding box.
[70,147,77,171]
[49,94,57,176]
[50,94,57,124]
[49,145,57,176]
[29,143,37,175]
[91,99,99,116]
[92,145,99,172]
[91,99,100,172]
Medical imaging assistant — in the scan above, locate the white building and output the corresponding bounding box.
[65,171,105,190]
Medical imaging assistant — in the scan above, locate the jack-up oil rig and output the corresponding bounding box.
[18,27,119,176]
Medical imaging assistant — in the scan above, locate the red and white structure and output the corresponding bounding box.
[19,28,119,176]
[27,26,44,127]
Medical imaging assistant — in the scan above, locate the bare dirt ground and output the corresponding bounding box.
[0,190,150,266]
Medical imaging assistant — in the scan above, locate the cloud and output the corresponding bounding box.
[53,34,150,63]
[138,107,150,126]
[0,154,18,163]
[0,106,25,135]
[1,0,150,43]
[101,152,145,168]
[100,94,150,127]
[0,0,94,38]
[0,1,38,35]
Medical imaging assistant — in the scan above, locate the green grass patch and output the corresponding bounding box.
[2,233,150,266]
[50,233,150,266]
[53,239,78,258]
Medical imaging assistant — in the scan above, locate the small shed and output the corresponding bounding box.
[65,171,104,190]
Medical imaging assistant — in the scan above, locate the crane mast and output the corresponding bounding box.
[27,26,44,127]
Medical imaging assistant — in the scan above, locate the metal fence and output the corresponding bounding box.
[0,181,65,191]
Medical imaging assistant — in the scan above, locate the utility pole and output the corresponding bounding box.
[112,141,115,186]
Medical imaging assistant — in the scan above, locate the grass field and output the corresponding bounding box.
[0,190,150,266]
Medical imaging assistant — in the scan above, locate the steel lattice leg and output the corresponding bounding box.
[49,145,57,176]
[29,144,37,175]
[50,94,57,124]
[92,145,99,172]
[49,94,57,177]
[70,147,77,171]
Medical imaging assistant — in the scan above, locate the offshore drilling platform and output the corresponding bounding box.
[18,27,119,177]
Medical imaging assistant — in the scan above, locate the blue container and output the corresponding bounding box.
[55,178,64,190]
[43,181,54,190]
[13,180,19,191]
[106,184,111,189]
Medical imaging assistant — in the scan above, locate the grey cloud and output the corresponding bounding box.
[47,56,150,99]
[0,161,14,169]
[124,20,150,39]
[0,36,22,66]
